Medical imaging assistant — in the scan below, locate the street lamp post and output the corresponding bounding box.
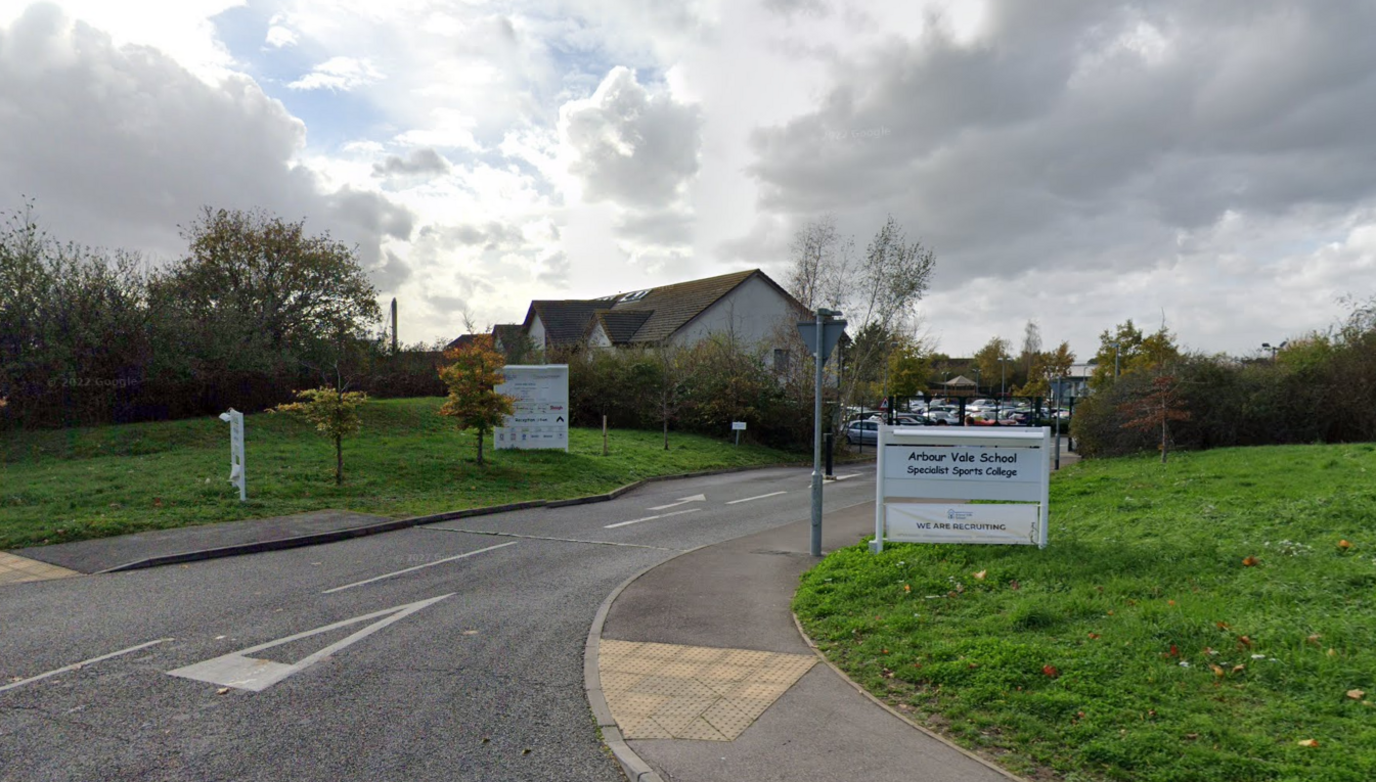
[1262,341,1287,361]
[1110,341,1121,378]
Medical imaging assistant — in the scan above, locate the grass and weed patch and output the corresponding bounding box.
[0,397,801,549]
[794,444,1376,782]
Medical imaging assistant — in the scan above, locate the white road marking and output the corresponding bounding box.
[167,594,452,692]
[726,491,788,505]
[420,527,682,551]
[832,473,862,481]
[604,508,701,529]
[647,494,707,511]
[0,639,172,695]
[321,541,516,594]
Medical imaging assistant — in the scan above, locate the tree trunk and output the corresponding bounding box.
[663,414,669,450]
[335,433,343,484]
[477,428,485,465]
[1160,417,1168,464]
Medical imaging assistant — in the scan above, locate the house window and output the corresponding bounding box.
[773,348,790,373]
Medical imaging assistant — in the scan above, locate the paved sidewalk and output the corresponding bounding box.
[0,551,80,586]
[588,501,1024,782]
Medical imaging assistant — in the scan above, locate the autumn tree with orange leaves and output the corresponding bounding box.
[1118,372,1190,464]
[438,336,515,466]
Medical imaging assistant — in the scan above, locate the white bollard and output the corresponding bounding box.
[218,408,246,501]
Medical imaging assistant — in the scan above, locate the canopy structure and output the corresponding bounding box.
[939,375,978,397]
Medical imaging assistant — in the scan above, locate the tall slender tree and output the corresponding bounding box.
[438,335,515,466]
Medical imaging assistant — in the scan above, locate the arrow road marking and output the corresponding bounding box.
[647,494,706,511]
[726,491,787,505]
[0,639,172,695]
[322,541,516,594]
[604,508,701,529]
[167,594,452,692]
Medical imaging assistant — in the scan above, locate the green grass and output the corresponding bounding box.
[0,397,803,549]
[793,444,1376,782]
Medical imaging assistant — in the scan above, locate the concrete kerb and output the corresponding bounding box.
[95,461,828,573]
[584,542,709,782]
[790,612,1028,782]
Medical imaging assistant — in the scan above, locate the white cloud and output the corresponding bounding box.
[9,0,1376,356]
[559,66,702,209]
[288,55,383,91]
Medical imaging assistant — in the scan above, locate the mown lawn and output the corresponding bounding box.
[794,444,1376,782]
[0,397,802,549]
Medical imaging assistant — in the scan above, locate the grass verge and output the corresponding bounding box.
[793,444,1376,782]
[0,397,802,549]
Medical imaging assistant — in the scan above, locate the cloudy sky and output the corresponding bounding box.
[4,0,1375,360]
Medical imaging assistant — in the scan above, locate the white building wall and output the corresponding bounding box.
[671,275,800,350]
[529,314,547,350]
[588,322,612,348]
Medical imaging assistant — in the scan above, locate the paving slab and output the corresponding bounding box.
[9,509,392,573]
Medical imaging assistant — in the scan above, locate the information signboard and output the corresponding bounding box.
[494,365,569,451]
[871,426,1050,551]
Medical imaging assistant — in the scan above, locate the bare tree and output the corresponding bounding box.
[786,215,850,312]
[1020,320,1042,377]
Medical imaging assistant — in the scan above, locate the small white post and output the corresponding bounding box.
[870,424,886,553]
[1039,425,1051,548]
[219,409,246,502]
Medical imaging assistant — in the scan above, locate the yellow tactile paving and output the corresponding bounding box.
[0,552,81,586]
[600,639,816,741]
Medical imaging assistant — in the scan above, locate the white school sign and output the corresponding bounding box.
[871,426,1051,551]
[495,365,569,451]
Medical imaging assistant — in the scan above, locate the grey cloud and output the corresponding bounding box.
[762,0,830,18]
[562,66,702,208]
[615,208,694,246]
[371,148,453,178]
[743,1,1376,288]
[374,249,412,292]
[0,3,411,290]
[325,187,414,243]
[421,221,528,252]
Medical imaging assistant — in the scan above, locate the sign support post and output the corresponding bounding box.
[799,309,846,557]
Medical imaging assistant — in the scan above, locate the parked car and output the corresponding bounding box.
[846,419,879,445]
[892,414,929,427]
[926,410,960,425]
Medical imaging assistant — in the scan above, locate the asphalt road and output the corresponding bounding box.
[0,465,877,782]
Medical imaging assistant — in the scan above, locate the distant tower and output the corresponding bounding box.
[390,298,398,352]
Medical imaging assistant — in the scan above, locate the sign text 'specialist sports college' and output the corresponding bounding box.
[495,365,569,451]
[871,426,1051,551]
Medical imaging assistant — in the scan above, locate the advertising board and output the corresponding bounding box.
[871,426,1050,551]
[494,365,569,451]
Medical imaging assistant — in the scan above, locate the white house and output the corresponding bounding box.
[512,269,813,364]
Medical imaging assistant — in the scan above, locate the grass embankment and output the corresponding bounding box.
[0,397,801,549]
[794,445,1376,782]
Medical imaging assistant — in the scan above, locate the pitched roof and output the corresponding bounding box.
[444,333,478,351]
[603,269,760,344]
[491,323,523,349]
[525,300,607,347]
[594,310,654,343]
[511,269,808,349]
